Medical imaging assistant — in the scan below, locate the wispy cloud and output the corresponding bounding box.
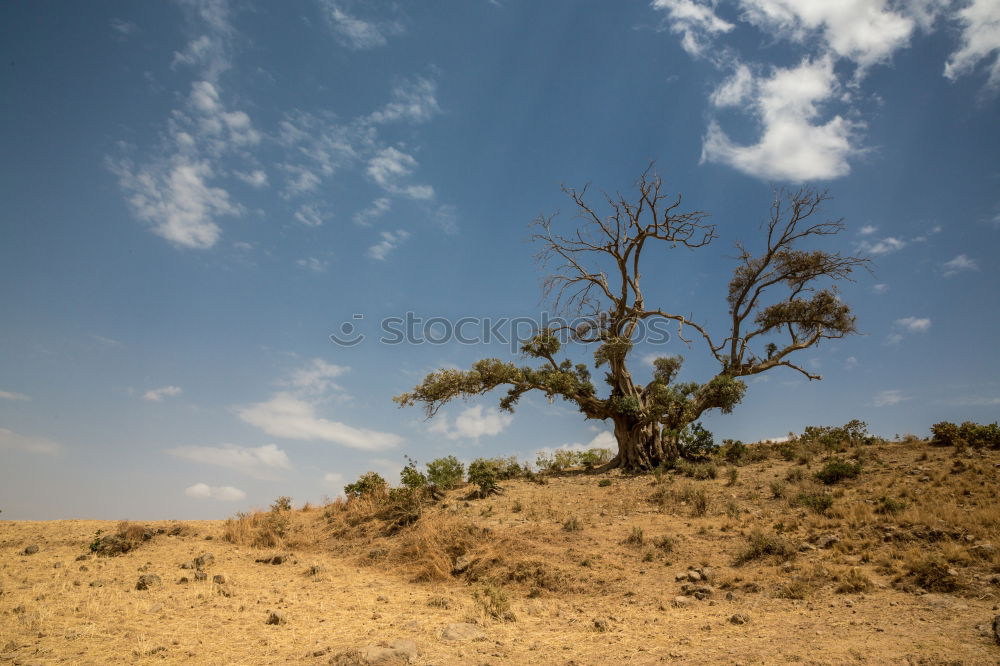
[895,316,932,333]
[353,197,392,226]
[367,229,410,260]
[857,236,906,255]
[143,385,183,402]
[944,0,1000,92]
[0,390,30,401]
[366,147,434,199]
[651,0,734,57]
[872,389,909,407]
[297,257,328,273]
[942,254,979,276]
[427,405,513,440]
[110,18,138,36]
[168,443,291,479]
[0,427,60,455]
[318,0,402,50]
[858,224,877,236]
[237,360,400,450]
[184,483,246,501]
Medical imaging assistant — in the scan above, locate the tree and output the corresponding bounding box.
[394,165,869,471]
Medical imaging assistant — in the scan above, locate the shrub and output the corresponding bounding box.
[814,458,861,485]
[785,468,805,483]
[623,527,644,547]
[793,492,834,514]
[680,484,710,516]
[270,496,293,512]
[930,421,960,447]
[474,584,516,622]
[467,458,501,497]
[344,472,388,499]
[598,478,612,487]
[769,480,786,499]
[676,460,718,480]
[652,535,675,552]
[733,529,795,565]
[578,447,613,470]
[722,439,747,465]
[677,422,717,460]
[960,421,1000,449]
[901,556,961,592]
[426,455,464,489]
[874,496,908,515]
[562,516,581,532]
[379,487,423,533]
[835,568,873,594]
[400,456,428,490]
[725,467,739,486]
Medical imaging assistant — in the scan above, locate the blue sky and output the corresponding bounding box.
[1,0,998,519]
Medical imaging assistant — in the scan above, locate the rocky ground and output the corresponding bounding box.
[2,438,1000,664]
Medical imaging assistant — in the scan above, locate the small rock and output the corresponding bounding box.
[452,555,473,574]
[194,553,215,569]
[23,545,39,555]
[671,596,691,608]
[79,565,89,572]
[947,568,959,577]
[441,623,484,641]
[53,562,62,569]
[136,574,161,590]
[359,639,418,664]
[217,585,235,598]
[177,577,190,584]
[89,579,105,588]
[75,554,90,561]
[818,535,839,549]
[306,565,323,576]
[212,574,228,584]
[148,603,163,614]
[376,595,388,603]
[194,571,208,582]
[266,611,287,625]
[256,553,291,565]
[593,618,610,632]
[725,592,735,601]
[730,613,751,625]
[179,561,195,570]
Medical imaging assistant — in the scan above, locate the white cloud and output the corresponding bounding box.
[872,283,889,293]
[844,356,858,369]
[239,392,400,450]
[710,63,754,107]
[283,166,323,197]
[0,427,60,455]
[168,443,291,479]
[319,1,401,50]
[112,157,236,249]
[367,229,410,260]
[428,405,514,440]
[884,332,904,345]
[110,18,137,36]
[944,0,1000,91]
[368,78,440,124]
[895,316,932,333]
[0,390,30,401]
[942,254,979,276]
[651,0,735,56]
[353,197,392,226]
[858,224,878,235]
[323,471,344,487]
[857,236,906,255]
[701,57,856,181]
[739,0,914,69]
[285,358,349,395]
[235,169,268,188]
[872,389,909,407]
[366,147,434,199]
[535,431,617,460]
[184,483,246,501]
[143,385,183,402]
[293,202,326,226]
[297,257,328,273]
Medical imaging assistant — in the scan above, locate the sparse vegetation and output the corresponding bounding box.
[814,458,862,485]
[734,529,795,565]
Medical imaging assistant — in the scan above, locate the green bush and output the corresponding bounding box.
[467,458,501,496]
[793,492,834,514]
[677,422,717,460]
[814,458,862,485]
[426,455,464,489]
[270,496,293,512]
[722,439,747,465]
[733,529,795,565]
[344,471,388,499]
[597,479,612,487]
[400,456,428,490]
[875,496,908,515]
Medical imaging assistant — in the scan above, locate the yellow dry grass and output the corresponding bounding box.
[2,439,1000,664]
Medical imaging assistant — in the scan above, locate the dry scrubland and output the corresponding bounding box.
[3,436,1000,664]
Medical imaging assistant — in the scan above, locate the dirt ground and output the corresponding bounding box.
[2,439,1000,665]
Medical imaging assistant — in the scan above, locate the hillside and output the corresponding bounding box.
[2,435,1000,664]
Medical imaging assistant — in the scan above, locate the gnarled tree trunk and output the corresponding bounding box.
[602,415,680,471]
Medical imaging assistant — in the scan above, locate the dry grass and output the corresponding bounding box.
[2,438,1000,663]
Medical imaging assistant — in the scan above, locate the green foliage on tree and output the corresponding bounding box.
[395,166,868,471]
